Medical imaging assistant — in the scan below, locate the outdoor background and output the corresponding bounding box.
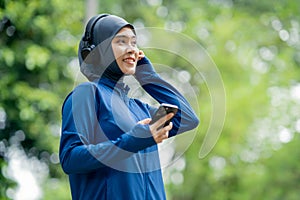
[1,0,300,199]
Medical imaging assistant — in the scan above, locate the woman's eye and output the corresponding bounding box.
[131,40,137,46]
[118,39,126,44]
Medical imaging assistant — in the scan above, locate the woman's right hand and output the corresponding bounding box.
[138,113,174,144]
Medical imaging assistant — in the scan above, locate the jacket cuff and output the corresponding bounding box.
[120,124,156,153]
[135,56,156,82]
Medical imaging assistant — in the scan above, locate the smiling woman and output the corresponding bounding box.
[59,13,199,200]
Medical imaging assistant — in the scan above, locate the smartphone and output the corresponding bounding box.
[150,103,178,129]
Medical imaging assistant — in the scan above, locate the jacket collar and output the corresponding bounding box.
[94,77,130,95]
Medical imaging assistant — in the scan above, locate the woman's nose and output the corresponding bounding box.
[126,44,138,54]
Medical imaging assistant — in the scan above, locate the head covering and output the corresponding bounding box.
[78,14,135,82]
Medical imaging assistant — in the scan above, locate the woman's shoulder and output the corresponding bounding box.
[62,81,104,110]
[62,82,100,102]
[72,81,114,100]
[73,81,106,93]
[75,81,98,89]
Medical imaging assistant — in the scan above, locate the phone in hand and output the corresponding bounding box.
[150,103,178,129]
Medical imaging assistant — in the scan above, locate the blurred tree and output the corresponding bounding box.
[159,0,300,199]
[0,0,84,199]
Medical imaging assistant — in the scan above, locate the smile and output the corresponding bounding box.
[123,57,136,64]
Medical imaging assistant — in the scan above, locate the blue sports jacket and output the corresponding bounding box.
[59,57,199,200]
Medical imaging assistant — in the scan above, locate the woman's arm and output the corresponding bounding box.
[59,83,156,174]
[135,56,199,137]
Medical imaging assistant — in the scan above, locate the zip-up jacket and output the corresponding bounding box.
[59,57,199,200]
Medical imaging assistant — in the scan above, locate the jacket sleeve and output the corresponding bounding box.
[135,57,200,137]
[59,83,156,174]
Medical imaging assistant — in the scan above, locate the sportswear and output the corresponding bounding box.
[59,14,199,200]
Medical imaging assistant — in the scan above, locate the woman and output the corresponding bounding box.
[59,14,199,200]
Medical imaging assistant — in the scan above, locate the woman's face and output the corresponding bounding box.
[111,27,139,75]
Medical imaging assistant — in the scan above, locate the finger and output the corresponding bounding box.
[153,113,174,130]
[164,131,169,138]
[153,132,168,144]
[138,118,151,125]
[152,132,163,143]
[138,50,145,60]
[158,130,170,142]
[160,122,172,138]
[164,122,173,132]
[155,123,172,139]
[139,50,144,56]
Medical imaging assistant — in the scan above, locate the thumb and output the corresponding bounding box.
[138,118,151,125]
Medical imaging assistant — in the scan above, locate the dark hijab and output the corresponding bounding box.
[78,14,135,82]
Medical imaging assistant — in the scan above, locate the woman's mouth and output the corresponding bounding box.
[123,57,136,65]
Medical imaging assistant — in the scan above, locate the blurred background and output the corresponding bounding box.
[1,0,300,199]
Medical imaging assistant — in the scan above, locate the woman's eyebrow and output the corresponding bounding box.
[114,34,136,39]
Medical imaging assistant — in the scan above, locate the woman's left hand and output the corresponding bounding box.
[138,50,145,61]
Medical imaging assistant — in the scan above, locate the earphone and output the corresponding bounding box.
[81,14,109,61]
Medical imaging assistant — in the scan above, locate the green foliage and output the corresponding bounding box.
[0,0,84,198]
[0,0,300,199]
